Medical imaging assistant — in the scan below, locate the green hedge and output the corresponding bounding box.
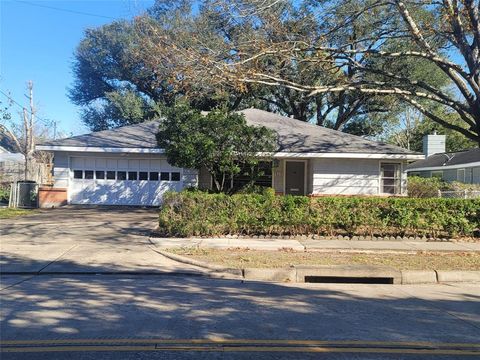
[407,176,480,198]
[158,190,480,238]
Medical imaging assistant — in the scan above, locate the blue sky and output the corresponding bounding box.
[0,0,154,136]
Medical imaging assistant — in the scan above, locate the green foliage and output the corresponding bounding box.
[157,103,277,192]
[408,176,480,198]
[69,21,167,130]
[0,184,10,203]
[384,107,477,152]
[81,90,160,131]
[407,176,443,198]
[69,10,250,130]
[446,182,480,192]
[69,0,440,136]
[159,191,480,238]
[408,117,477,153]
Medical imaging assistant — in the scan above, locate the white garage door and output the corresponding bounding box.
[69,156,183,206]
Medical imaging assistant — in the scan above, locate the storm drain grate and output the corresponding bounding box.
[304,276,394,284]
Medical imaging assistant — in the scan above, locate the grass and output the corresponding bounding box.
[0,208,33,219]
[168,248,480,271]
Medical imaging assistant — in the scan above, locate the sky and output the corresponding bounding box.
[0,0,154,136]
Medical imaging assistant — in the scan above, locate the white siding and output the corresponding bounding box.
[311,158,380,195]
[411,166,480,184]
[472,167,480,184]
[423,134,446,157]
[52,151,69,188]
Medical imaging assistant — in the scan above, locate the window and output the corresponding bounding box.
[171,172,181,181]
[95,171,105,180]
[128,172,137,181]
[457,169,465,182]
[149,172,159,181]
[232,161,273,191]
[160,172,170,181]
[84,170,94,179]
[73,170,83,179]
[380,163,401,195]
[117,171,127,180]
[431,171,443,179]
[106,171,116,180]
[139,172,148,180]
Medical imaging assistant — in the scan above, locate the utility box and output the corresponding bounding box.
[9,181,38,208]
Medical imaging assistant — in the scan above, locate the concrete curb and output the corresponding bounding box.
[149,237,480,252]
[296,265,402,284]
[401,270,437,285]
[154,250,480,285]
[436,270,480,283]
[151,247,242,277]
[243,268,296,282]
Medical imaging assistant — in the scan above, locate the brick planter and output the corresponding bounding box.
[38,187,67,208]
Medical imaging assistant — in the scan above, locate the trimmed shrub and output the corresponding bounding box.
[0,183,10,204]
[158,191,480,238]
[407,176,480,198]
[407,176,443,198]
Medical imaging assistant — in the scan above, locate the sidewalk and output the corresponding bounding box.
[150,237,480,252]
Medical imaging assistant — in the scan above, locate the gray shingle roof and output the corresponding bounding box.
[407,148,480,170]
[41,108,418,155]
[240,109,416,154]
[40,120,161,148]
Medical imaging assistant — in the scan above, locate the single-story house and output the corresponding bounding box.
[407,147,480,184]
[36,109,423,206]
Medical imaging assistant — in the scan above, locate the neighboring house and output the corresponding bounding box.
[406,134,480,184]
[1,133,52,184]
[36,109,423,206]
[0,142,24,183]
[407,149,480,184]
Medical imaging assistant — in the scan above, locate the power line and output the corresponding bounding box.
[0,88,52,126]
[15,0,117,20]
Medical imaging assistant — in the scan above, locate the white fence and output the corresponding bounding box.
[439,190,480,199]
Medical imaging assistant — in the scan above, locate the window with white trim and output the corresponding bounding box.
[457,169,465,182]
[380,163,401,195]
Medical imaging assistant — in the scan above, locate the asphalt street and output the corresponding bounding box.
[1,208,479,359]
[1,274,479,359]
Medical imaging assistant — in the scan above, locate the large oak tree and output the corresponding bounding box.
[159,0,479,144]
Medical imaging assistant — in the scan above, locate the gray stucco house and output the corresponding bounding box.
[36,109,423,206]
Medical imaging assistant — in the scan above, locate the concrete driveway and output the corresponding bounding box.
[0,207,201,276]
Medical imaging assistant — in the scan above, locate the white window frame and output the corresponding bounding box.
[457,168,465,182]
[379,162,402,195]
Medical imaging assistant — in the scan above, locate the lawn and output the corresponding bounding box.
[168,248,480,271]
[0,208,33,219]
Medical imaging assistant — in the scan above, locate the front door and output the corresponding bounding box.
[285,161,305,195]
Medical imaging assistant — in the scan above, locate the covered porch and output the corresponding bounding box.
[199,157,409,196]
